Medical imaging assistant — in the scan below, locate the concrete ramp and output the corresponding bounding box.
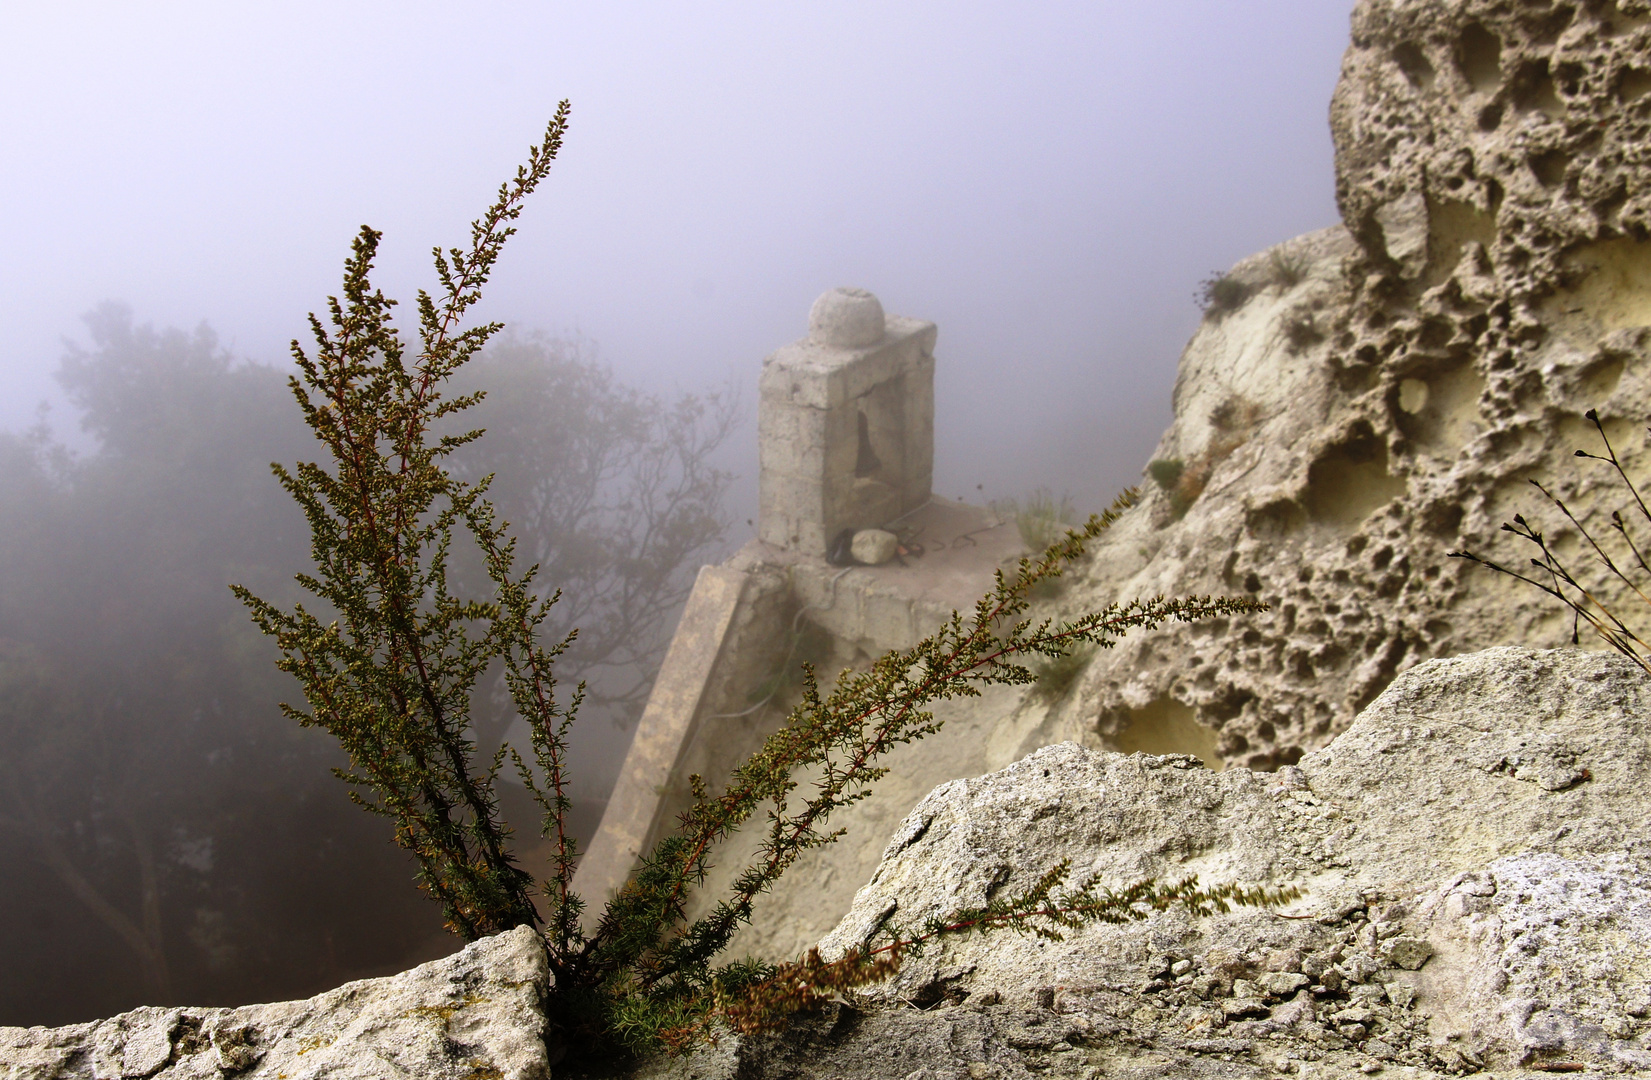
[571,564,751,915]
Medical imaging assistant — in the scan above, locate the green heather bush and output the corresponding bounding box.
[1146,458,1185,493]
[1030,643,1096,701]
[234,110,1293,1061]
[1267,246,1311,290]
[993,487,1078,552]
[1196,271,1249,318]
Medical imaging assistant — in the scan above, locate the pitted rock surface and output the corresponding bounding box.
[1023,0,1651,772]
[0,925,550,1080]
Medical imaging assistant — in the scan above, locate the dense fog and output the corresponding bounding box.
[1,2,1352,1025]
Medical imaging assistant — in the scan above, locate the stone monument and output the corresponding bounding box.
[757,287,936,557]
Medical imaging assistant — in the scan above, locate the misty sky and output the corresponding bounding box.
[1,1,1355,516]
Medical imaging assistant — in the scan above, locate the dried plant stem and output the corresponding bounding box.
[1450,408,1651,672]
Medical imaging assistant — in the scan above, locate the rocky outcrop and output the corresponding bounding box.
[633,647,1651,1079]
[1037,0,1651,772]
[0,925,551,1080]
[9,647,1649,1078]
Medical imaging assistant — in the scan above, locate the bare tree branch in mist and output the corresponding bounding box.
[455,333,739,743]
[0,761,172,1001]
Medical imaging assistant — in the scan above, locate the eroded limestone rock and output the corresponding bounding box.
[1041,0,1651,771]
[0,925,550,1080]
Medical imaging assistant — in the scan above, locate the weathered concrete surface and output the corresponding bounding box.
[1037,0,1651,773]
[617,648,1651,1079]
[573,497,1022,960]
[781,498,1022,655]
[573,564,754,916]
[1,925,549,1080]
[671,500,1025,964]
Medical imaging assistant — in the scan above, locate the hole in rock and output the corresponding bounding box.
[1420,499,1465,538]
[1606,1,1651,32]
[1114,696,1224,771]
[1555,60,1584,97]
[1305,427,1409,528]
[1393,42,1436,90]
[1533,6,1575,45]
[1618,67,1651,103]
[1457,23,1503,92]
[1245,497,1306,539]
[1394,362,1485,457]
[1420,197,1498,291]
[1513,59,1567,119]
[1579,354,1626,405]
[1418,316,1454,350]
[1477,103,1504,131]
[1530,149,1570,188]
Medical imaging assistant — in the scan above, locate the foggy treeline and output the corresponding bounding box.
[0,304,737,1026]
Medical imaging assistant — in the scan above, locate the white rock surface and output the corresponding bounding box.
[1,925,550,1080]
[617,647,1651,1078]
[789,648,1651,1077]
[849,528,898,565]
[807,287,885,349]
[23,650,1650,1079]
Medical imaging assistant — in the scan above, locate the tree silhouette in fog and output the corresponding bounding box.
[0,305,734,1025]
[455,332,736,747]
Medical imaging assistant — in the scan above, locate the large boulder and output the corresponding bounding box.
[0,925,550,1080]
[639,647,1651,1079]
[1030,0,1651,772]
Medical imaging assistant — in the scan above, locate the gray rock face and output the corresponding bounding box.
[1043,0,1651,772]
[1,925,550,1080]
[22,650,1649,1079]
[622,648,1651,1079]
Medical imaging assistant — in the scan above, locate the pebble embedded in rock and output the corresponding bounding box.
[851,528,898,565]
[1259,972,1310,996]
[1381,937,1433,971]
[1222,998,1270,1020]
